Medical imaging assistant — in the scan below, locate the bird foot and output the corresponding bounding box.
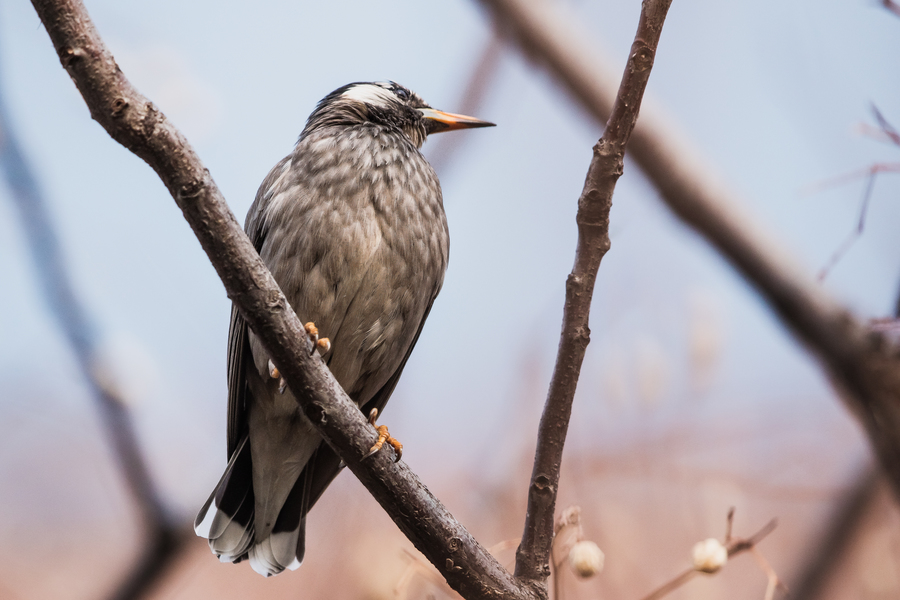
[266,321,329,394]
[363,407,402,462]
[304,322,331,356]
[267,360,288,394]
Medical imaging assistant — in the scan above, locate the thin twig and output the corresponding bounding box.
[751,548,787,600]
[479,0,900,501]
[639,568,698,600]
[725,506,735,542]
[0,27,183,600]
[813,106,899,280]
[728,519,778,555]
[28,1,538,598]
[513,0,674,586]
[817,168,879,280]
[871,105,900,147]
[800,163,900,197]
[639,517,778,600]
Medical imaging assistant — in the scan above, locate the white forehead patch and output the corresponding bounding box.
[341,84,396,108]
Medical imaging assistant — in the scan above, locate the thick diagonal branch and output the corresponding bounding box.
[479,0,900,500]
[514,0,673,585]
[29,1,537,598]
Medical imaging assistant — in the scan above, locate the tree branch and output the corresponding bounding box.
[884,0,900,19]
[478,0,900,501]
[790,466,879,600]
[514,0,673,585]
[28,1,538,598]
[639,516,778,600]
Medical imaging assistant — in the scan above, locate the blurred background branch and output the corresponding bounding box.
[0,26,183,600]
[477,0,900,501]
[640,511,779,600]
[787,289,900,599]
[790,466,880,600]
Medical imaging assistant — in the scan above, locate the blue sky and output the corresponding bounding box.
[0,0,898,576]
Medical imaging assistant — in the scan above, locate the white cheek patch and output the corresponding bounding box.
[341,84,395,108]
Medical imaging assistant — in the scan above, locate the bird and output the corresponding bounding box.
[193,81,494,577]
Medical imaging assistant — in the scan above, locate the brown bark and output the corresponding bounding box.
[513,0,673,587]
[28,1,537,598]
[479,0,900,502]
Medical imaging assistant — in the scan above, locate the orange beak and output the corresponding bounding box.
[419,108,495,134]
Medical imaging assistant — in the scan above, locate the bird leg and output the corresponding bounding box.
[364,407,403,462]
[266,323,330,395]
[267,359,288,394]
[304,322,332,356]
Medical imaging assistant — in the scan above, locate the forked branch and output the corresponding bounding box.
[640,512,780,600]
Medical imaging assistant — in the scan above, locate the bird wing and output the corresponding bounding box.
[298,297,438,512]
[226,305,250,458]
[225,157,286,459]
[359,300,436,419]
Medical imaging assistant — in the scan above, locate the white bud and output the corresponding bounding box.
[568,541,604,578]
[692,538,727,573]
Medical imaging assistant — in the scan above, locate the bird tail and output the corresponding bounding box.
[194,436,255,563]
[248,471,308,576]
[194,435,308,576]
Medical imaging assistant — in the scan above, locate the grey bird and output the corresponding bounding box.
[194,81,493,576]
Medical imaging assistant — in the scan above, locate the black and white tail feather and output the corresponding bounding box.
[194,436,308,576]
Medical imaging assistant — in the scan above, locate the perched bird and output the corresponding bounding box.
[194,81,493,576]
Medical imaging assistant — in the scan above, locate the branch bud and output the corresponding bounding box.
[568,540,604,578]
[692,538,727,573]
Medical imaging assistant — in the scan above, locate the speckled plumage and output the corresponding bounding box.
[194,82,491,577]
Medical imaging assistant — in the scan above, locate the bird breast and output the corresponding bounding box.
[251,124,450,405]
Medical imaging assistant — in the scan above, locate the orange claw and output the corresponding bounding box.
[267,359,287,394]
[304,322,330,356]
[364,408,403,462]
[267,359,280,379]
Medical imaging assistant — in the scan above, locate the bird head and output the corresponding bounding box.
[301,81,494,148]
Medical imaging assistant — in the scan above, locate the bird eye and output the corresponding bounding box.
[394,88,410,101]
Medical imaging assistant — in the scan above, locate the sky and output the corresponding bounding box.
[0,0,899,595]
